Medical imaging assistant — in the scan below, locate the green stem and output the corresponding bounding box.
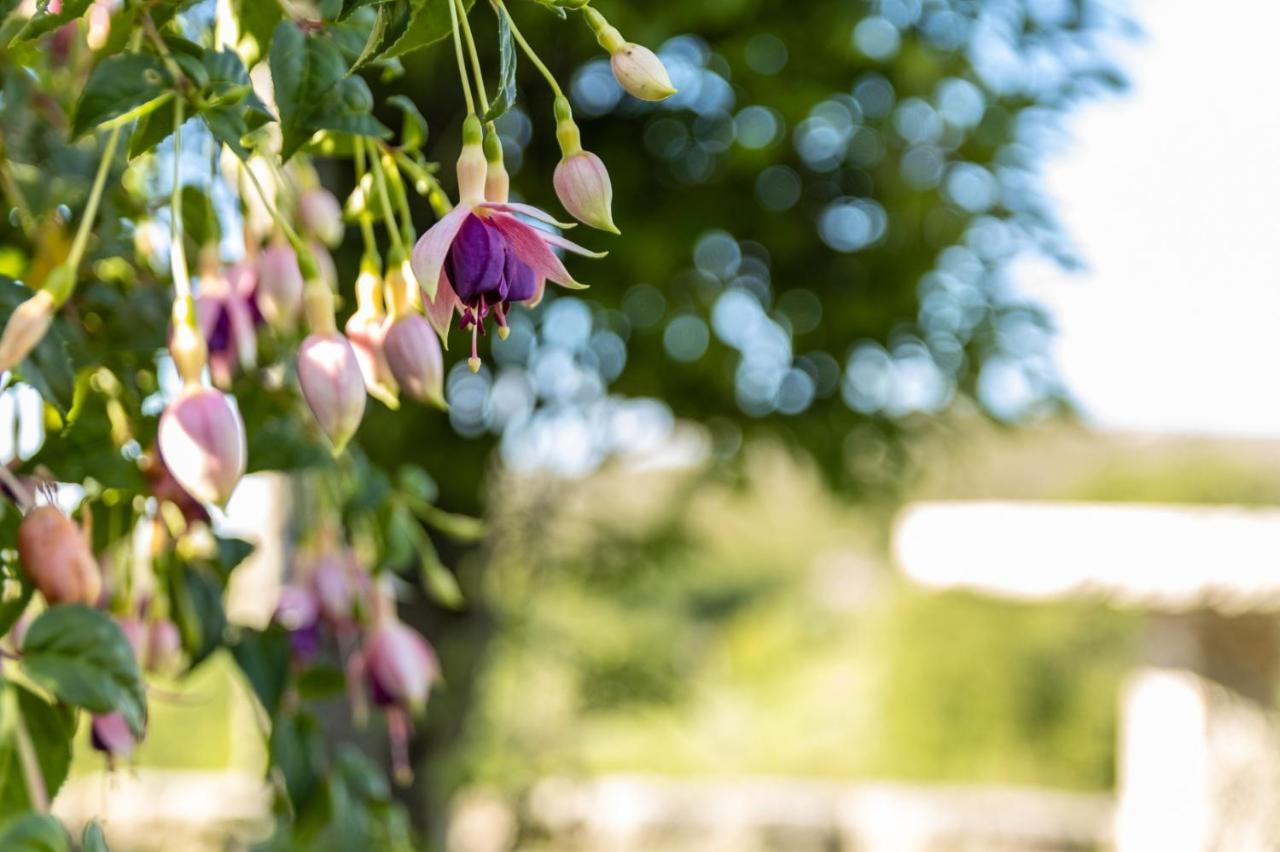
[66,125,123,272]
[368,147,408,262]
[456,0,490,116]
[11,692,48,812]
[393,151,454,218]
[382,151,418,250]
[449,0,477,115]
[239,157,319,280]
[493,0,564,98]
[170,100,193,310]
[353,139,381,266]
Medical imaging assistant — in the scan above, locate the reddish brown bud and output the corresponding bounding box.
[17,506,102,606]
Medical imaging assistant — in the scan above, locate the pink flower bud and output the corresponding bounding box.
[554,150,620,235]
[309,552,368,626]
[91,712,139,764]
[362,620,439,715]
[611,43,678,101]
[116,616,147,662]
[298,188,345,248]
[383,314,446,408]
[345,312,398,407]
[157,387,247,506]
[297,332,367,453]
[255,243,304,327]
[146,618,183,675]
[17,506,102,606]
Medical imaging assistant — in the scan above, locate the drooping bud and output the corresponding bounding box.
[362,618,439,715]
[584,7,677,101]
[255,242,305,327]
[551,97,619,234]
[91,712,139,765]
[157,386,247,506]
[274,584,322,660]
[116,616,147,661]
[146,618,183,675]
[17,505,102,606]
[611,43,678,101]
[297,332,367,454]
[298,188,345,249]
[555,151,619,235]
[345,265,400,409]
[383,314,446,408]
[310,552,368,627]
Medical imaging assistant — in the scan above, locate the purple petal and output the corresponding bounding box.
[446,215,507,303]
[410,206,470,303]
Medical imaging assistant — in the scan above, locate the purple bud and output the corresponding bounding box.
[383,314,446,407]
[298,188,345,248]
[554,151,619,234]
[362,620,439,714]
[297,332,367,453]
[611,43,678,101]
[157,387,247,506]
[91,712,139,764]
[146,618,182,675]
[255,243,304,327]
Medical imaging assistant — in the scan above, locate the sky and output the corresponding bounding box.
[1015,0,1280,437]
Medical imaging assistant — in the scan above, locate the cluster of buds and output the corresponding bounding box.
[274,551,438,785]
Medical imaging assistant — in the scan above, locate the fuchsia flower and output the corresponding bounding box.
[157,386,247,506]
[412,116,602,371]
[91,712,138,765]
[196,262,260,388]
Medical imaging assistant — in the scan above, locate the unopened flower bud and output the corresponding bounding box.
[383,314,446,408]
[157,387,247,506]
[345,266,400,408]
[17,505,102,606]
[298,188,345,248]
[255,242,304,327]
[611,43,678,101]
[310,552,368,626]
[555,150,619,234]
[362,619,439,715]
[0,289,55,374]
[297,332,367,454]
[146,618,183,675]
[117,616,147,661]
[274,584,322,660]
[92,712,139,764]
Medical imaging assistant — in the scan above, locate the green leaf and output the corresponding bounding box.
[0,572,32,640]
[270,711,324,811]
[13,0,91,44]
[269,21,390,161]
[20,605,146,738]
[482,8,517,122]
[351,0,411,72]
[81,823,108,852]
[340,0,390,20]
[169,565,227,669]
[215,536,256,580]
[387,95,428,150]
[0,812,70,852]
[231,0,283,65]
[72,54,174,140]
[231,625,291,718]
[385,0,473,59]
[0,684,76,819]
[127,100,177,160]
[295,665,346,700]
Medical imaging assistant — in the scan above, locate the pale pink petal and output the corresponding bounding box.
[194,296,218,341]
[477,202,576,230]
[226,297,258,370]
[424,269,460,346]
[540,230,608,259]
[410,206,470,303]
[488,214,588,291]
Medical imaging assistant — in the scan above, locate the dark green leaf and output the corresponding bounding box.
[270,711,324,811]
[385,0,473,59]
[295,665,346,700]
[81,823,108,852]
[71,54,174,140]
[351,0,411,72]
[269,21,390,161]
[127,100,177,160]
[169,565,227,669]
[0,684,76,819]
[20,605,146,737]
[0,812,69,852]
[387,95,428,150]
[231,0,283,65]
[13,0,91,44]
[215,536,255,580]
[230,625,291,718]
[482,8,517,122]
[340,0,389,20]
